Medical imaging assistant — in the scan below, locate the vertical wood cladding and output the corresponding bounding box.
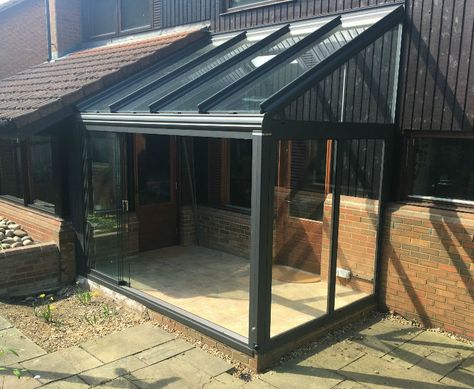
[160,0,211,28]
[399,0,474,131]
[213,0,398,32]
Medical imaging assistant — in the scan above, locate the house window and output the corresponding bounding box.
[287,140,328,221]
[28,136,55,212]
[0,140,24,201]
[86,0,152,40]
[0,135,58,214]
[407,137,474,205]
[226,0,291,12]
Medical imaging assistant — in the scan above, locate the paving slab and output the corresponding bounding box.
[410,350,463,382]
[135,338,193,365]
[79,355,146,387]
[0,328,46,365]
[40,375,89,389]
[407,331,473,359]
[21,346,102,384]
[0,316,12,331]
[177,347,232,377]
[0,368,41,389]
[339,354,449,389]
[439,367,474,388]
[260,363,345,389]
[126,356,214,389]
[244,378,278,389]
[202,372,246,388]
[332,379,370,388]
[352,321,421,358]
[80,323,174,364]
[460,354,474,373]
[297,339,366,370]
[381,340,433,368]
[97,376,139,388]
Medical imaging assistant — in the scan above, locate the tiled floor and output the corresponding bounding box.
[124,246,368,338]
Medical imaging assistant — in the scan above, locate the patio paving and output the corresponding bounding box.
[0,312,472,388]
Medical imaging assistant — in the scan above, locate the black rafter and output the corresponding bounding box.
[108,32,247,112]
[197,16,341,113]
[260,5,404,113]
[148,24,291,112]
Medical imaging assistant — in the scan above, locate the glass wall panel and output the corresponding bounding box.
[123,136,251,340]
[121,0,151,31]
[271,139,333,337]
[87,132,125,280]
[29,136,55,212]
[334,139,383,309]
[0,139,23,201]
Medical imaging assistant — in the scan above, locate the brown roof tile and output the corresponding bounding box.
[0,29,206,131]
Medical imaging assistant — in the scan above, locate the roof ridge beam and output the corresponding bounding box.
[260,5,404,114]
[197,16,341,113]
[108,32,247,112]
[148,24,291,113]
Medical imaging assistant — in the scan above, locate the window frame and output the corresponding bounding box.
[400,131,474,210]
[84,0,153,41]
[221,0,295,15]
[0,133,63,217]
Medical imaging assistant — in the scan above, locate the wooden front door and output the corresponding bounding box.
[134,134,178,251]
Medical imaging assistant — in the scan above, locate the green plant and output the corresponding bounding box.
[0,347,23,388]
[76,289,93,305]
[32,294,55,323]
[84,314,98,326]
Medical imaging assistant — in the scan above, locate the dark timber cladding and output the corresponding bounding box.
[159,0,211,28]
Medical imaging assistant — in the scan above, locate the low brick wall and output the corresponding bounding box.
[180,206,251,259]
[380,203,474,338]
[0,243,61,296]
[0,199,76,294]
[321,195,379,294]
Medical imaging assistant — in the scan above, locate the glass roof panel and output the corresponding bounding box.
[120,37,255,112]
[209,26,367,113]
[158,31,305,112]
[81,40,220,112]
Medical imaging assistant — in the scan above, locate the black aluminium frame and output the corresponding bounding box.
[79,111,395,356]
[77,2,403,358]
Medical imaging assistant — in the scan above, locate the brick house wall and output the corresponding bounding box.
[48,0,82,58]
[0,0,48,80]
[380,204,474,338]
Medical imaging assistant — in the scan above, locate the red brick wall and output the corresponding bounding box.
[0,0,48,80]
[49,0,82,58]
[0,243,60,296]
[380,203,474,339]
[0,199,76,286]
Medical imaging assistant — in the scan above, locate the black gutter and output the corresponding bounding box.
[148,24,291,112]
[197,16,341,113]
[109,32,247,113]
[260,5,404,114]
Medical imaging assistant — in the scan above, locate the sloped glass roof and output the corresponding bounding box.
[79,5,403,116]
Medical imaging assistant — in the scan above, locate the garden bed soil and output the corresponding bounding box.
[0,286,149,353]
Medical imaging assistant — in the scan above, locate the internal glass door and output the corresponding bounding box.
[86,131,129,284]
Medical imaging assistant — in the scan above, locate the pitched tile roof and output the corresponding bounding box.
[0,29,206,132]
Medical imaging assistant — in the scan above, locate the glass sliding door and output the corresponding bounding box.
[86,131,129,284]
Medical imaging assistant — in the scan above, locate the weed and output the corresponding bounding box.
[32,295,55,323]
